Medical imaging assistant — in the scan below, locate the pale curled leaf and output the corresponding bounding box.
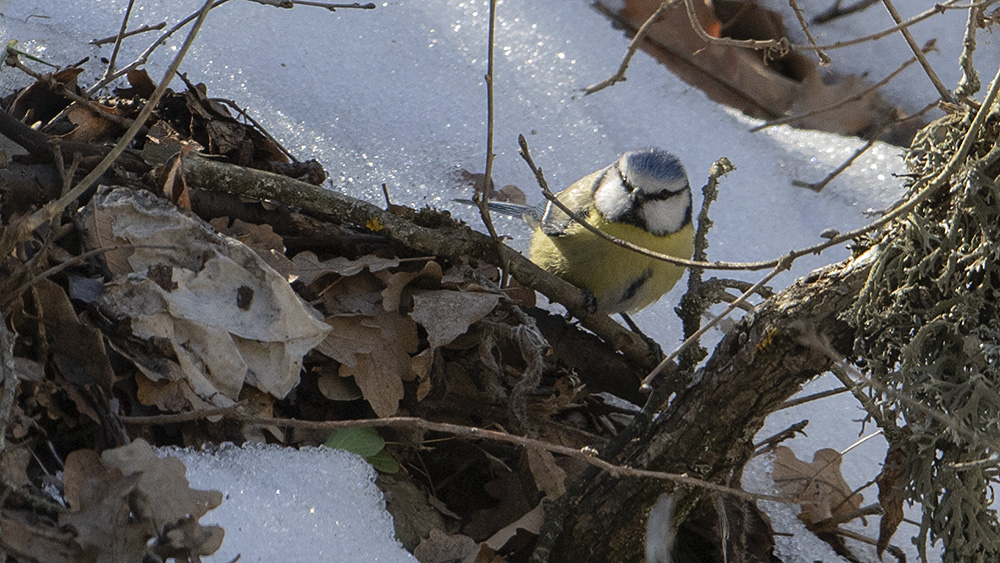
[291,251,401,286]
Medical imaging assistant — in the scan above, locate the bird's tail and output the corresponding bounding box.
[454,199,542,225]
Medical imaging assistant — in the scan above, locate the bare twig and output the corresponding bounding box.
[584,1,673,95]
[802,0,970,52]
[813,0,879,24]
[121,409,794,504]
[91,22,167,46]
[273,0,376,10]
[749,40,934,133]
[681,0,788,56]
[788,0,831,65]
[955,0,984,100]
[473,0,507,284]
[8,57,135,132]
[879,0,955,104]
[794,139,875,193]
[99,0,137,84]
[789,101,938,192]
[85,0,233,96]
[641,261,789,390]
[777,386,849,410]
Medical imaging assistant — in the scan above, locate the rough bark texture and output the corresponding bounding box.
[546,254,873,561]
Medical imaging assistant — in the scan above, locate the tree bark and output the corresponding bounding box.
[544,253,873,561]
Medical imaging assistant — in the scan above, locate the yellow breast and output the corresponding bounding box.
[528,210,694,314]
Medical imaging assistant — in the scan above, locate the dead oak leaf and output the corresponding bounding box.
[410,289,500,350]
[61,440,224,562]
[772,446,861,527]
[318,271,384,316]
[338,308,419,417]
[413,529,481,563]
[316,315,381,367]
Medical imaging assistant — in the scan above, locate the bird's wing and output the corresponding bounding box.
[539,168,607,237]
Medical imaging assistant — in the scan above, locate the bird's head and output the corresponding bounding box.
[593,148,692,236]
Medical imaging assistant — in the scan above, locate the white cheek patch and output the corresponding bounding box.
[593,174,631,220]
[643,193,691,235]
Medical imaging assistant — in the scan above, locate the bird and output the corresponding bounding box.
[485,148,695,315]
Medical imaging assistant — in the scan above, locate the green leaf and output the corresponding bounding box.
[324,426,385,458]
[366,450,400,474]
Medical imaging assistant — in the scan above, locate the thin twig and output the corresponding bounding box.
[788,0,831,65]
[793,318,1000,453]
[583,1,672,95]
[813,0,879,24]
[777,387,849,410]
[121,409,794,504]
[274,0,376,10]
[91,22,166,46]
[749,40,933,132]
[8,57,135,132]
[473,0,507,285]
[794,139,875,193]
[85,0,232,96]
[681,0,788,56]
[640,262,789,390]
[879,0,955,104]
[955,0,984,100]
[790,101,938,192]
[828,361,888,428]
[799,0,971,52]
[99,0,137,84]
[0,245,179,309]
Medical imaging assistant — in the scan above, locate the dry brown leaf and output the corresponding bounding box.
[876,443,907,557]
[413,529,480,563]
[101,439,223,525]
[61,440,224,563]
[463,473,534,541]
[0,515,81,563]
[32,278,115,393]
[410,289,500,350]
[9,67,82,125]
[316,315,381,367]
[484,502,545,552]
[319,272,384,316]
[339,308,419,417]
[114,68,156,100]
[60,449,148,563]
[525,447,566,499]
[64,102,122,143]
[381,260,444,312]
[136,375,206,413]
[411,348,434,401]
[772,446,861,526]
[316,370,363,401]
[0,445,32,487]
[216,219,294,278]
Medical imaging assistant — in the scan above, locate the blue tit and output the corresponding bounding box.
[491,148,695,315]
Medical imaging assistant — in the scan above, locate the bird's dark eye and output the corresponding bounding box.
[617,167,637,193]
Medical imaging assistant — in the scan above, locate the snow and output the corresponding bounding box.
[159,443,414,562]
[3,0,997,561]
